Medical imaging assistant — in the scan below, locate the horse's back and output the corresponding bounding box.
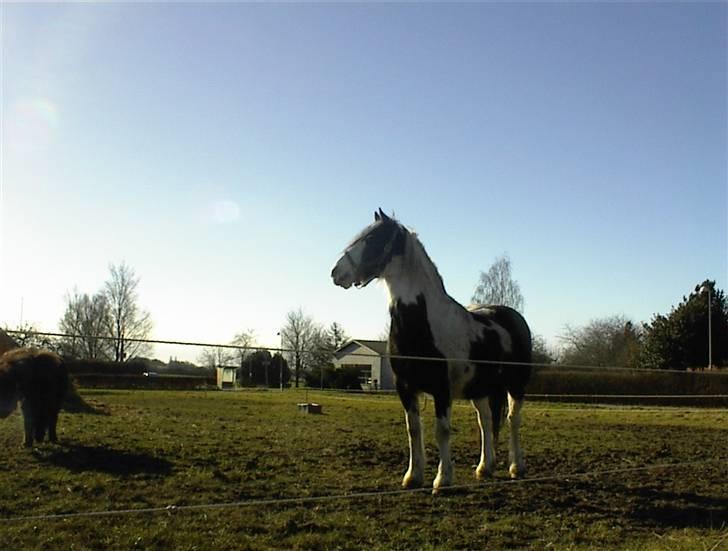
[467,304,532,362]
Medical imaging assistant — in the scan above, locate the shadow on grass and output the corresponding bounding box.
[531,477,728,531]
[37,443,173,478]
[621,484,728,530]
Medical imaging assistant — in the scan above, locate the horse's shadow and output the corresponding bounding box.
[36,442,173,478]
[610,482,728,530]
[532,478,728,531]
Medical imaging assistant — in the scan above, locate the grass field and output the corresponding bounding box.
[0,389,726,550]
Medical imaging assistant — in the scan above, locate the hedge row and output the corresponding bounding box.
[527,368,728,407]
[71,373,216,390]
[65,358,728,406]
[65,359,215,390]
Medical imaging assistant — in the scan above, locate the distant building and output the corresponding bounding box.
[0,329,19,356]
[216,365,237,389]
[332,340,394,391]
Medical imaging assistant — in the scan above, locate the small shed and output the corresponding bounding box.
[216,366,237,389]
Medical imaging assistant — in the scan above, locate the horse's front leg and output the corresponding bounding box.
[432,394,453,494]
[20,402,34,448]
[47,407,60,443]
[399,389,425,489]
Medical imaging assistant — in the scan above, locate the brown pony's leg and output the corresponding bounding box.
[34,417,47,443]
[48,408,59,443]
[31,400,48,443]
[21,402,34,447]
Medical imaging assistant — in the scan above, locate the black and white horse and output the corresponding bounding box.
[331,210,532,493]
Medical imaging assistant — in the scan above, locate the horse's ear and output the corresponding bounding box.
[378,208,389,221]
[374,210,381,222]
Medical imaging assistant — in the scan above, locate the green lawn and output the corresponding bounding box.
[0,389,726,550]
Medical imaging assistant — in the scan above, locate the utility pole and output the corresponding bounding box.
[699,284,713,369]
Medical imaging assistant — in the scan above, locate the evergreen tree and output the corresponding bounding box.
[641,280,727,370]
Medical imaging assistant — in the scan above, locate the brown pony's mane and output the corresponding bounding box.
[1,347,60,362]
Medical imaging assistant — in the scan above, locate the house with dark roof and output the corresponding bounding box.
[0,328,19,356]
[332,339,394,391]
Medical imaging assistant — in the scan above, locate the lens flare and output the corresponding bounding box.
[13,98,59,128]
[209,199,241,224]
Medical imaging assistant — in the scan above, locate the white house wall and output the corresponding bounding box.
[333,344,394,390]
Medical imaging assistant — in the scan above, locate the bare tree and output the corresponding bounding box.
[280,308,317,388]
[59,289,113,360]
[308,324,333,372]
[531,334,556,366]
[104,262,153,362]
[326,322,349,351]
[558,315,642,368]
[198,346,234,369]
[231,329,257,380]
[4,322,59,352]
[471,254,524,312]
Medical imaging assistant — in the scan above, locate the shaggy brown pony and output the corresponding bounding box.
[0,348,68,447]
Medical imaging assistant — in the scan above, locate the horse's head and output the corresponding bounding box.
[332,209,406,289]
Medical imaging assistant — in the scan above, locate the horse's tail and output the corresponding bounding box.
[489,386,508,442]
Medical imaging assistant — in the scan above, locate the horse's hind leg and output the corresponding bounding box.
[507,393,526,479]
[472,397,496,479]
[34,408,48,443]
[432,395,453,493]
[35,424,46,443]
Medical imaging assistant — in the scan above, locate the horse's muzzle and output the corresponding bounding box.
[331,264,353,289]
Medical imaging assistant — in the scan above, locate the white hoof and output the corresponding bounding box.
[509,463,526,479]
[475,462,495,480]
[402,471,424,489]
[432,473,452,493]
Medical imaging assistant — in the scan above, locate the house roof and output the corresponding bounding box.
[0,328,19,356]
[334,339,387,359]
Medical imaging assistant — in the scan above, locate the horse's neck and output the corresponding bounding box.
[384,234,450,309]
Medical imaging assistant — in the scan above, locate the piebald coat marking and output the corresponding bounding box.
[332,210,532,492]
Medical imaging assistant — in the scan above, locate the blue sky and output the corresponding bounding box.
[1,2,725,362]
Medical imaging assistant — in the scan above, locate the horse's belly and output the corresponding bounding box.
[447,361,477,399]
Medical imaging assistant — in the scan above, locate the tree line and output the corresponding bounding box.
[10,262,153,362]
[473,255,727,370]
[6,258,725,387]
[198,314,350,388]
[557,281,727,371]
